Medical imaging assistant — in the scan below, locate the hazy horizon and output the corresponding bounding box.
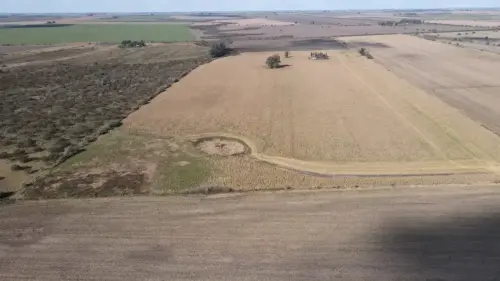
[3,0,500,13]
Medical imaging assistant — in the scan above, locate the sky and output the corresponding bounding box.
[2,0,500,13]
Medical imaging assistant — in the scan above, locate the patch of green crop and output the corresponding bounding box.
[0,24,194,45]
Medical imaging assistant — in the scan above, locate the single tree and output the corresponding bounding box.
[210,42,230,58]
[266,54,281,69]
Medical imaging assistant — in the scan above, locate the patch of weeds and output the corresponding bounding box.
[59,130,131,169]
[152,154,211,194]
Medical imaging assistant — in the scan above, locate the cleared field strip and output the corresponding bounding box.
[125,50,500,175]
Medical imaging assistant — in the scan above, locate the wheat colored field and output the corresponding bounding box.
[125,50,500,176]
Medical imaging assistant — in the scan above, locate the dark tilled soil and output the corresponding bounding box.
[2,186,500,280]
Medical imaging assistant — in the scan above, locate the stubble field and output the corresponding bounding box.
[125,50,500,179]
[343,35,500,139]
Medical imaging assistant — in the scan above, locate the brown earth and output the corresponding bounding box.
[2,185,500,280]
[192,13,487,51]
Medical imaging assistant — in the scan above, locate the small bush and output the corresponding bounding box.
[11,164,23,171]
[284,51,290,58]
[209,42,230,58]
[266,54,281,69]
[119,40,146,48]
[310,52,329,60]
[359,48,374,59]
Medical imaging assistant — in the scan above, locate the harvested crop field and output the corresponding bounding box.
[125,50,500,178]
[343,35,500,139]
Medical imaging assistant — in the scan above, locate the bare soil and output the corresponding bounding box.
[2,186,500,281]
[194,17,486,52]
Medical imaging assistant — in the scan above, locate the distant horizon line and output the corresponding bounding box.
[2,6,500,15]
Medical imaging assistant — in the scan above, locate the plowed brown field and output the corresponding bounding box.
[125,50,500,177]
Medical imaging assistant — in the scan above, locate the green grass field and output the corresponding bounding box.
[0,24,194,44]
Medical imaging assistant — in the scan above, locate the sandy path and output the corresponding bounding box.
[2,185,500,280]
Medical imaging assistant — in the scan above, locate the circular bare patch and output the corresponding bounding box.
[195,138,248,156]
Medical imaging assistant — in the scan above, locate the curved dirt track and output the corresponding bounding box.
[187,132,498,177]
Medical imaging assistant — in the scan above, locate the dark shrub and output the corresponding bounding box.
[210,42,230,58]
[266,54,281,69]
[119,40,146,48]
[11,164,30,171]
[359,48,374,59]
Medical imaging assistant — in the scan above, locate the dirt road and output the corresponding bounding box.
[2,186,500,280]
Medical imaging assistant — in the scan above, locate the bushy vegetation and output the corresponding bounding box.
[0,56,206,169]
[359,48,374,59]
[119,40,146,48]
[310,52,329,60]
[209,42,231,58]
[266,54,281,68]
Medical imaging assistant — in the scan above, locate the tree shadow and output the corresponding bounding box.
[277,64,291,68]
[379,212,500,280]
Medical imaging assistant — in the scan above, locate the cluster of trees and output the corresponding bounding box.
[119,40,146,48]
